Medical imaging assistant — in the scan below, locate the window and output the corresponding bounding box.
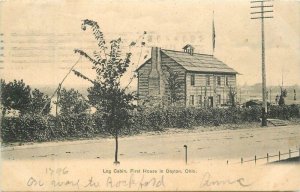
[191,74,195,86]
[206,76,210,86]
[225,76,229,86]
[198,95,202,106]
[217,76,221,86]
[190,95,194,106]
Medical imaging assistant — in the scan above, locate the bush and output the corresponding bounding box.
[2,104,299,144]
[1,114,51,142]
[1,117,21,142]
[129,106,262,130]
[57,113,95,138]
[288,104,300,118]
[268,104,300,120]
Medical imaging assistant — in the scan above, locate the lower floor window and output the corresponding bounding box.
[217,94,221,105]
[190,95,194,106]
[198,95,202,106]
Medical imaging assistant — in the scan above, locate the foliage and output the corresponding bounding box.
[57,113,95,137]
[162,66,182,105]
[57,88,89,116]
[73,19,136,163]
[1,79,51,115]
[278,88,287,106]
[1,79,31,115]
[268,104,300,120]
[228,86,237,107]
[130,106,262,131]
[2,104,300,143]
[1,114,51,142]
[28,89,51,115]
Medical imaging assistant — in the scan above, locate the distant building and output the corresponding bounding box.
[136,45,238,107]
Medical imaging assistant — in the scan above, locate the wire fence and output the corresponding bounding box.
[226,148,300,165]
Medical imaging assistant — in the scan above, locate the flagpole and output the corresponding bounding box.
[212,10,215,56]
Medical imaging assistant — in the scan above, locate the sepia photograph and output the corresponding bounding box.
[0,0,299,191]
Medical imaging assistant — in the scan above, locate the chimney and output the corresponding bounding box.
[148,47,161,96]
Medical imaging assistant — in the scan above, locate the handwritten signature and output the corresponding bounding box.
[199,172,252,188]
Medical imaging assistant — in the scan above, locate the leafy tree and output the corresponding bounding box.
[162,66,182,106]
[278,88,287,106]
[1,79,31,115]
[228,86,237,107]
[73,19,135,164]
[57,88,89,116]
[29,89,51,115]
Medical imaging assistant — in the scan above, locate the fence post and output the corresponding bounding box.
[227,160,228,165]
[241,157,243,164]
[255,155,256,165]
[289,149,291,158]
[279,151,281,161]
[267,153,269,163]
[183,145,187,165]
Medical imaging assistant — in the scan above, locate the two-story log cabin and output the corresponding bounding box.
[136,45,238,107]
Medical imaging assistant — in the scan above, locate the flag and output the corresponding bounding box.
[212,12,216,54]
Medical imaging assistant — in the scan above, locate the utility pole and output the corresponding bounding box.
[269,88,272,103]
[251,0,273,126]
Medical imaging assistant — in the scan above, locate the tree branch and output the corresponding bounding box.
[72,69,96,85]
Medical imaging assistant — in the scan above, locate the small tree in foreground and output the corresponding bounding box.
[73,19,135,164]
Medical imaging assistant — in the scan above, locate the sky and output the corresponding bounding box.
[0,0,299,90]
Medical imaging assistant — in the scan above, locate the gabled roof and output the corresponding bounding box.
[136,49,238,74]
[182,44,195,50]
[162,49,238,74]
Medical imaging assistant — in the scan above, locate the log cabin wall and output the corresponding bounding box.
[186,72,236,107]
[137,45,238,107]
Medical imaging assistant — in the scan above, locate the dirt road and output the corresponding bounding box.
[2,125,300,164]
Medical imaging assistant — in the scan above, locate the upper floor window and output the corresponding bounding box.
[206,76,210,86]
[191,74,195,86]
[217,76,221,86]
[225,76,229,86]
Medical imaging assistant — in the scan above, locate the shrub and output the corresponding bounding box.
[1,114,51,142]
[269,105,289,120]
[288,104,300,118]
[2,104,299,144]
[57,113,95,138]
[129,106,262,130]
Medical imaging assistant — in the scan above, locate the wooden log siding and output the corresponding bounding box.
[137,50,237,107]
[137,52,187,106]
[137,59,151,103]
[186,73,236,106]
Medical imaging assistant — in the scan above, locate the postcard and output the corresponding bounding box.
[1,0,299,191]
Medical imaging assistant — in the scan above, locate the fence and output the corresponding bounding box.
[226,148,300,165]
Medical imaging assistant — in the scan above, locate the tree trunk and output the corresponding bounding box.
[114,128,119,165]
